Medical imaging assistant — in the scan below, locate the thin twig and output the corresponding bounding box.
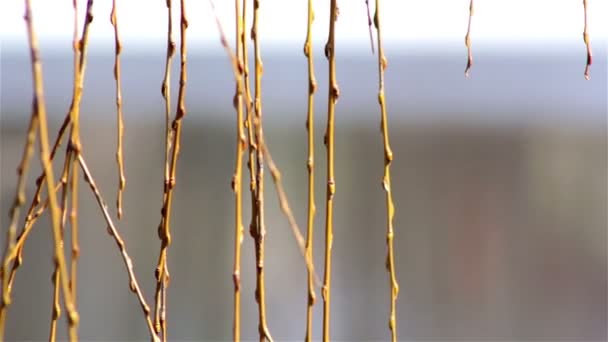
[23,0,79,339]
[155,0,175,336]
[242,0,259,268]
[374,1,399,340]
[0,96,39,340]
[77,154,160,342]
[303,0,317,340]
[322,1,339,341]
[111,0,126,218]
[208,0,320,288]
[0,0,94,332]
[49,148,74,342]
[365,0,375,54]
[251,1,273,341]
[231,0,246,340]
[582,0,592,80]
[154,1,188,340]
[464,0,474,77]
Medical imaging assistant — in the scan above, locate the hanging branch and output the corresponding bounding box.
[154,0,175,336]
[111,0,126,218]
[365,0,375,54]
[464,0,474,77]
[373,1,399,340]
[251,1,273,340]
[231,0,246,340]
[23,0,79,340]
[582,0,592,80]
[242,0,259,262]
[49,151,75,342]
[0,88,39,340]
[77,154,160,342]
[303,0,317,340]
[154,1,188,340]
[1,116,73,304]
[208,0,320,306]
[322,1,339,341]
[0,6,95,318]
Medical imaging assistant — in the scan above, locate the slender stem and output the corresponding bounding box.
[464,0,474,77]
[1,0,91,330]
[0,97,39,339]
[155,0,175,336]
[242,0,259,263]
[209,0,320,293]
[322,1,339,341]
[365,0,375,54]
[70,152,80,303]
[77,154,160,342]
[374,1,399,340]
[303,0,317,340]
[582,0,592,80]
[231,0,246,340]
[49,148,74,342]
[251,1,273,341]
[111,0,126,218]
[23,0,79,339]
[154,1,188,340]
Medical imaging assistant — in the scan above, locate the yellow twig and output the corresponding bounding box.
[78,154,160,342]
[322,1,339,341]
[111,0,126,218]
[374,1,399,340]
[303,0,317,340]
[23,0,79,340]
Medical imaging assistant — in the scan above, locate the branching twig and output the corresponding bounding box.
[49,149,74,342]
[78,154,160,342]
[208,0,320,289]
[464,0,474,77]
[582,0,592,80]
[154,1,188,340]
[303,0,317,340]
[23,0,79,340]
[0,96,39,340]
[373,1,399,340]
[155,0,175,336]
[322,1,339,340]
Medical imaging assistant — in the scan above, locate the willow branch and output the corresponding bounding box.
[49,148,74,342]
[0,93,39,340]
[242,0,259,267]
[303,0,317,340]
[250,1,273,341]
[230,0,246,340]
[154,1,188,341]
[23,0,79,339]
[208,0,320,288]
[77,154,160,342]
[322,1,339,341]
[374,1,399,340]
[111,0,126,218]
[155,0,175,336]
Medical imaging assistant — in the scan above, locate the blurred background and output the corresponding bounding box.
[1,0,607,340]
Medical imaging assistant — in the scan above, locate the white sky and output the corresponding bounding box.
[1,0,606,46]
